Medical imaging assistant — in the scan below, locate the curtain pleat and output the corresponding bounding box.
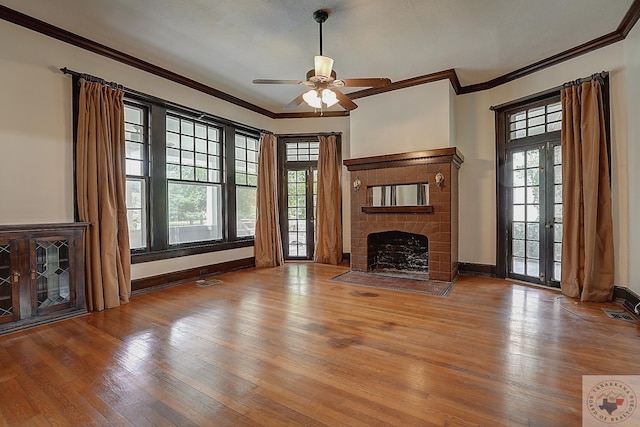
[76,80,131,311]
[560,80,614,302]
[254,133,284,267]
[314,135,343,265]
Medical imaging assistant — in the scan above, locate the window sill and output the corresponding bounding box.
[131,238,254,264]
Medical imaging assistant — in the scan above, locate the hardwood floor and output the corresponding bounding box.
[0,263,638,426]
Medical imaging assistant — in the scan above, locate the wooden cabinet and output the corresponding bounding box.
[0,223,88,333]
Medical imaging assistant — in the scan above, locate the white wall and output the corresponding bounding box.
[349,79,453,158]
[624,22,640,293]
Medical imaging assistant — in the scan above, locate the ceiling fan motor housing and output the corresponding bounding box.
[306,69,336,83]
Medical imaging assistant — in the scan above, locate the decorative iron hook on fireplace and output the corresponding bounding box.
[435,172,444,187]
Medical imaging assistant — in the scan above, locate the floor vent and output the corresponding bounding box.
[602,308,637,322]
[196,279,222,288]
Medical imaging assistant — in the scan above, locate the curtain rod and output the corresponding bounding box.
[276,132,342,138]
[60,67,271,135]
[490,70,609,111]
[60,67,124,91]
[563,71,608,88]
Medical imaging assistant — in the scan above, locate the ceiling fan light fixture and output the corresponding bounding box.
[302,89,322,108]
[321,88,339,107]
[314,55,334,78]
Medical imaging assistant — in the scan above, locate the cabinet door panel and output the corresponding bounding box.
[0,239,20,323]
[30,235,75,315]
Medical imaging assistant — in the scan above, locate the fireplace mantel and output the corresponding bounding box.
[344,148,463,282]
[343,147,464,171]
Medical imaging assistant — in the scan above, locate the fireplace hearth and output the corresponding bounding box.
[344,148,463,282]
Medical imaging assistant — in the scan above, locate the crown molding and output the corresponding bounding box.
[2,0,639,117]
[0,4,276,118]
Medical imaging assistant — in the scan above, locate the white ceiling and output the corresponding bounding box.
[1,0,635,112]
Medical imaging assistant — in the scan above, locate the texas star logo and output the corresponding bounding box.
[587,380,637,423]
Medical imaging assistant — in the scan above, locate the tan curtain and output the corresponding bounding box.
[560,79,614,302]
[314,134,343,265]
[254,133,284,267]
[76,79,131,311]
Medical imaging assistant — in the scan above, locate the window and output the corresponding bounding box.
[166,115,223,245]
[234,133,259,238]
[509,101,562,140]
[119,95,260,261]
[124,103,148,250]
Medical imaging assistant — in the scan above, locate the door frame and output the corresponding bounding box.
[495,93,561,281]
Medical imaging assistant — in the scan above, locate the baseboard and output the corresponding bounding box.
[131,257,255,294]
[458,262,497,277]
[613,285,640,315]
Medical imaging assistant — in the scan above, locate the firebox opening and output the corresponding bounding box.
[367,231,428,277]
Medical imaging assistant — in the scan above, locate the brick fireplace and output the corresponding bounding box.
[344,148,463,282]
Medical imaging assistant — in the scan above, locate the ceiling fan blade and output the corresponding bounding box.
[252,79,304,85]
[333,89,358,111]
[284,93,305,110]
[333,78,392,88]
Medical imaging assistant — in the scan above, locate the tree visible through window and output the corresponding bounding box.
[166,114,223,245]
[235,134,259,237]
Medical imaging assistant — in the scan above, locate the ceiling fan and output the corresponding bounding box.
[252,9,391,111]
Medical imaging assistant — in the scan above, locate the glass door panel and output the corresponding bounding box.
[284,168,317,259]
[507,141,560,287]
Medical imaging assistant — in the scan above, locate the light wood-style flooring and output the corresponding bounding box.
[0,263,638,426]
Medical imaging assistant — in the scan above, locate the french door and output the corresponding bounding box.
[282,167,317,259]
[278,137,321,260]
[506,141,562,287]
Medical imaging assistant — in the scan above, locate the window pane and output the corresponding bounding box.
[513,222,525,239]
[182,151,194,166]
[195,139,207,153]
[168,182,222,244]
[167,132,179,148]
[181,135,194,151]
[167,164,180,179]
[513,170,525,187]
[167,116,180,132]
[181,120,194,136]
[126,159,143,176]
[195,153,207,168]
[126,178,146,250]
[526,150,539,168]
[512,152,525,170]
[126,141,143,160]
[512,239,525,257]
[195,123,207,139]
[513,205,525,222]
[236,187,257,237]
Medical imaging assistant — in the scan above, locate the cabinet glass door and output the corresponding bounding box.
[32,238,73,313]
[0,242,18,323]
